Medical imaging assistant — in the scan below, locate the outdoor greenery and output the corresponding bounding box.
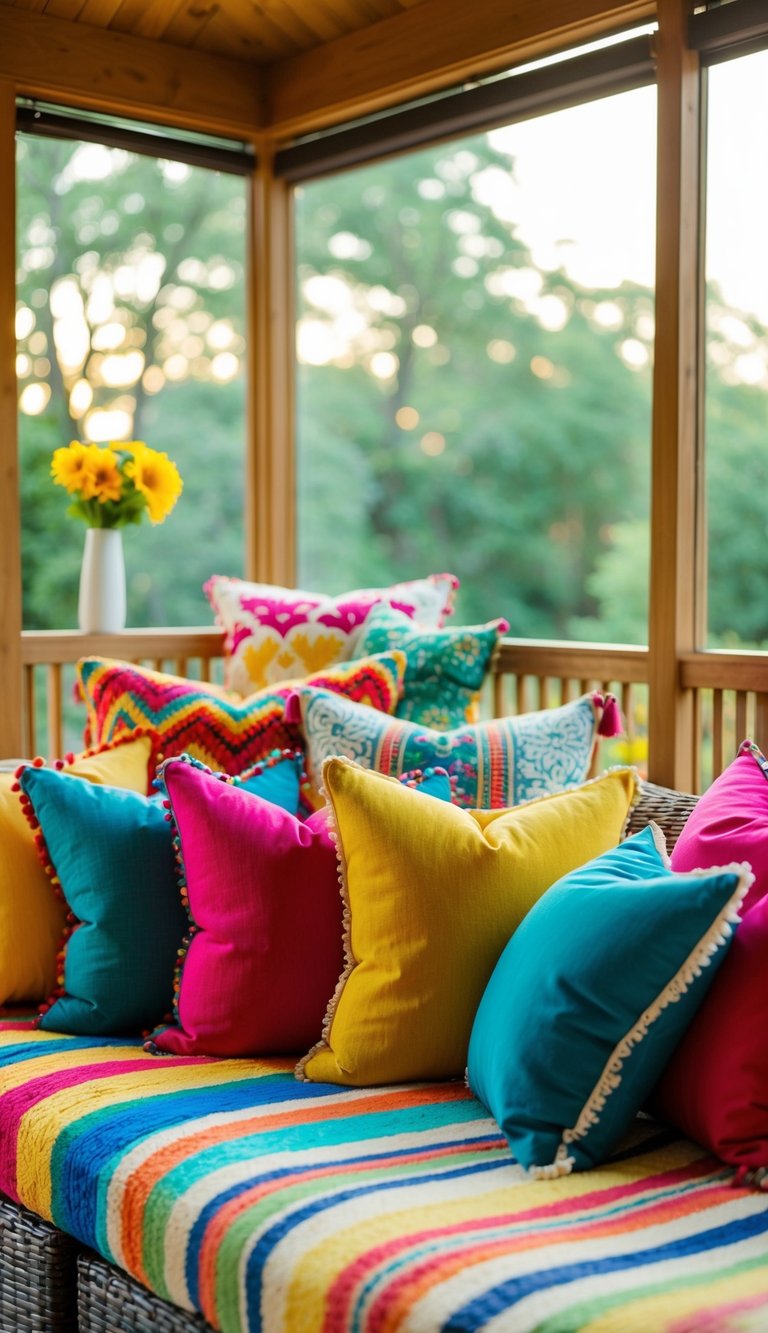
[15,114,768,647]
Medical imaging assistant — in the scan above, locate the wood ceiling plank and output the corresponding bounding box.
[228,0,322,51]
[41,0,91,17]
[161,1,220,48]
[265,0,654,132]
[131,0,193,41]
[278,0,347,43]
[77,0,129,24]
[0,6,264,133]
[192,3,294,60]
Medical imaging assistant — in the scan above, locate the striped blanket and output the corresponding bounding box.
[1,1026,767,1332]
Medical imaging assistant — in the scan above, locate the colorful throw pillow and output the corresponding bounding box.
[353,603,508,728]
[671,739,768,914]
[204,572,458,694]
[467,825,749,1177]
[0,736,153,1006]
[297,759,638,1086]
[18,765,188,1035]
[287,687,621,809]
[147,760,455,1059]
[651,888,768,1179]
[76,651,405,790]
[147,757,343,1058]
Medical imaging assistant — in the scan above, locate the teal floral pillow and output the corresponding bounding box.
[286,687,621,809]
[353,604,509,729]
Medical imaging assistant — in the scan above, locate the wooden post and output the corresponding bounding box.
[247,140,295,585]
[647,0,701,790]
[0,80,23,758]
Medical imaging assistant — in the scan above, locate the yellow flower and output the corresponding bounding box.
[51,441,90,493]
[80,446,123,504]
[125,447,183,524]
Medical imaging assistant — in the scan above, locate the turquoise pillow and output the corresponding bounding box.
[19,766,186,1035]
[19,749,305,1035]
[467,824,751,1176]
[354,604,508,729]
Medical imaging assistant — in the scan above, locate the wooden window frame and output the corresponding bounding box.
[0,0,758,787]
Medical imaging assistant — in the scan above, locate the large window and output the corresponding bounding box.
[16,122,248,629]
[295,83,656,638]
[704,48,768,650]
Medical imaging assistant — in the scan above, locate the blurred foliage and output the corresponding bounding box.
[16,124,768,648]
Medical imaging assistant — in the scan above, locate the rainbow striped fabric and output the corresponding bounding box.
[1,1026,767,1332]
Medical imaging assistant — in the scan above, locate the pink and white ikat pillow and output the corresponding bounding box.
[204,573,459,695]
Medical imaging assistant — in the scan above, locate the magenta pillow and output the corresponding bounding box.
[146,758,342,1058]
[651,890,768,1179]
[671,739,768,915]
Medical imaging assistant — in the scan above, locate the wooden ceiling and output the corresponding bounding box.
[0,0,430,64]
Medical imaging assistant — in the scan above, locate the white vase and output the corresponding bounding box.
[78,528,127,634]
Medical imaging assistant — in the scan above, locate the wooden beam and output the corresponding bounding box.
[0,80,23,758]
[248,143,296,584]
[265,0,654,135]
[0,7,264,136]
[647,0,701,789]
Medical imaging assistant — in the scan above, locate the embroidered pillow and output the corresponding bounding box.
[297,759,638,1086]
[0,735,153,1006]
[76,651,405,790]
[353,603,508,728]
[204,573,458,694]
[467,825,749,1176]
[651,888,768,1179]
[286,687,621,809]
[671,739,768,914]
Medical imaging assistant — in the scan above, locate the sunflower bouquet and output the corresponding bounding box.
[51,440,183,528]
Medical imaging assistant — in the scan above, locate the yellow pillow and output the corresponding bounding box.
[298,759,638,1087]
[0,735,153,1005]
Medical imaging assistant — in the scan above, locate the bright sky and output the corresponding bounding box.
[488,47,768,324]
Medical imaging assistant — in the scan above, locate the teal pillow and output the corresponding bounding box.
[467,824,751,1176]
[18,766,186,1035]
[18,749,305,1035]
[354,604,508,729]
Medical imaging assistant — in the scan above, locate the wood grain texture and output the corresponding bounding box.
[248,146,295,584]
[0,81,23,758]
[0,6,264,135]
[647,0,701,790]
[0,0,423,62]
[264,0,654,134]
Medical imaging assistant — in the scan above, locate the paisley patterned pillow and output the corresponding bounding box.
[76,651,406,790]
[354,604,508,729]
[286,687,621,809]
[204,573,458,695]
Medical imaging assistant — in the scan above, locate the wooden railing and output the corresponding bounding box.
[17,629,768,793]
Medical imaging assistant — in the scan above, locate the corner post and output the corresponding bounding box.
[0,80,23,758]
[648,0,702,789]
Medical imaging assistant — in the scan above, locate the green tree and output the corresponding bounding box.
[16,134,247,628]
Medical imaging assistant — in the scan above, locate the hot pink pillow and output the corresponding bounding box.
[671,739,768,915]
[146,758,342,1058]
[651,890,768,1179]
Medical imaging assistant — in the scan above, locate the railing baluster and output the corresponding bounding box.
[735,691,748,747]
[492,672,504,720]
[24,665,35,758]
[692,688,703,794]
[712,690,724,779]
[755,693,768,754]
[46,664,63,760]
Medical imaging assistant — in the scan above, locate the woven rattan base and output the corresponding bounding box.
[0,1192,79,1332]
[77,1252,214,1333]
